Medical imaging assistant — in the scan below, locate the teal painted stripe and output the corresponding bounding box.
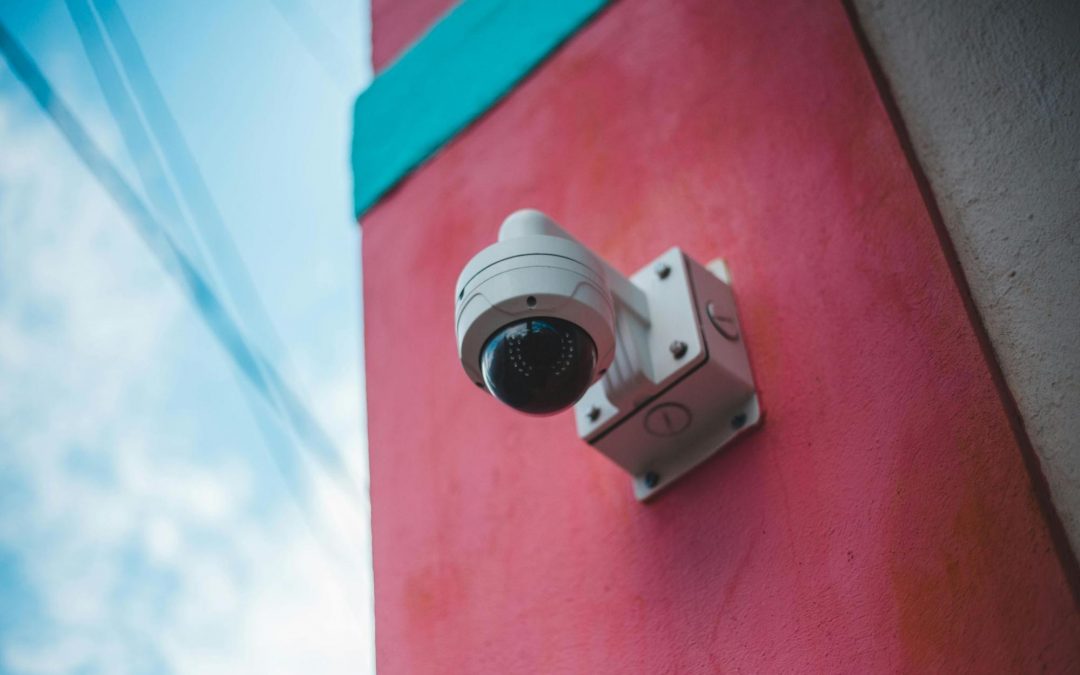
[351,0,611,218]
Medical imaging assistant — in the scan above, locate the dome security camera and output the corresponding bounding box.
[455,210,760,500]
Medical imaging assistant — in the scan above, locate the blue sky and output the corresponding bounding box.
[0,1,374,672]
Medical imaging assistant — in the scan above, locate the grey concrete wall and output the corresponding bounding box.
[850,0,1080,554]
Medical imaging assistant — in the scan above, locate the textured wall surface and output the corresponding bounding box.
[851,0,1080,555]
[370,0,455,71]
[354,0,611,215]
[361,0,1080,671]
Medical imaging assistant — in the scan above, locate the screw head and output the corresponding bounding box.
[587,406,601,422]
[669,340,688,359]
[731,413,747,429]
[643,471,660,489]
[655,263,671,280]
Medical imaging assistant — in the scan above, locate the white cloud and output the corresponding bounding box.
[0,69,372,675]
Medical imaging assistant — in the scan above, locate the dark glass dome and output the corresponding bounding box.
[480,317,597,415]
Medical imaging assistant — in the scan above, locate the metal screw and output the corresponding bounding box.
[655,263,671,280]
[731,413,747,429]
[587,406,601,422]
[669,340,688,359]
[643,471,660,489]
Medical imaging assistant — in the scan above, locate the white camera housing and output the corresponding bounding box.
[455,212,616,390]
[455,210,761,500]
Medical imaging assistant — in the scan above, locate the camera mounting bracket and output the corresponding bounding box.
[573,250,761,501]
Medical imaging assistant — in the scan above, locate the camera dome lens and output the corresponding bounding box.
[480,317,597,415]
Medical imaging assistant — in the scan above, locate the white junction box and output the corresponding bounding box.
[573,249,761,501]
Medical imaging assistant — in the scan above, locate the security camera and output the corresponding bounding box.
[455,210,760,500]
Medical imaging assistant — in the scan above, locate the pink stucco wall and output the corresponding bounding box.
[370,0,456,71]
[360,0,1080,671]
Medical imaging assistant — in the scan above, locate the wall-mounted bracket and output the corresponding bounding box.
[574,252,761,501]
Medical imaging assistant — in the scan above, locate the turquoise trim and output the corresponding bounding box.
[351,0,611,218]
